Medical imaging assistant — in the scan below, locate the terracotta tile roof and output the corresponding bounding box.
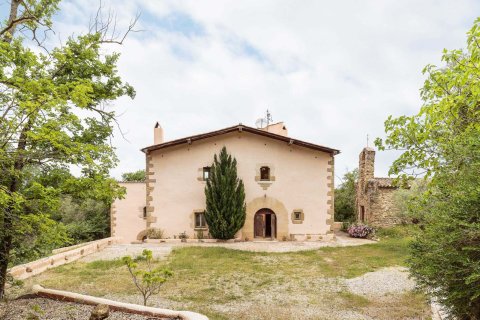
[141,124,340,155]
[374,178,397,188]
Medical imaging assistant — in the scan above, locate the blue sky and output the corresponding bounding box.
[28,0,480,183]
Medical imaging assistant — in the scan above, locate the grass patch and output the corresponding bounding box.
[21,227,429,320]
[337,290,371,308]
[85,259,125,270]
[365,291,432,319]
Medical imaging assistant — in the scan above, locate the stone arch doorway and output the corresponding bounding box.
[243,196,288,241]
[136,229,148,242]
[254,208,277,239]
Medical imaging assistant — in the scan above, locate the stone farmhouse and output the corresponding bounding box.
[355,147,402,227]
[111,122,340,243]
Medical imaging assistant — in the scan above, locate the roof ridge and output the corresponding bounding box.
[141,124,340,155]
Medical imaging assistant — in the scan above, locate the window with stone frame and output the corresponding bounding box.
[195,211,207,229]
[202,167,211,181]
[260,166,270,181]
[143,206,147,219]
[291,209,304,224]
[293,211,302,221]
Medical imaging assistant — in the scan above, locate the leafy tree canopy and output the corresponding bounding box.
[121,169,146,182]
[334,169,357,222]
[376,18,480,318]
[0,0,135,297]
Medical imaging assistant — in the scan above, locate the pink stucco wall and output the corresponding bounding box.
[148,131,333,240]
[111,182,146,243]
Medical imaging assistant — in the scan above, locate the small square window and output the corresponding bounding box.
[195,212,207,228]
[260,166,270,181]
[203,167,211,180]
[294,212,302,220]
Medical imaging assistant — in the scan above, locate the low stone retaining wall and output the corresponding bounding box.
[32,285,208,320]
[8,237,121,280]
[145,234,336,243]
[51,240,101,254]
[289,233,335,241]
[144,238,233,244]
[332,221,343,232]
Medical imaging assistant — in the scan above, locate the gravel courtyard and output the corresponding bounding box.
[79,232,376,262]
[10,229,430,320]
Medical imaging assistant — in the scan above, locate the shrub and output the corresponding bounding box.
[122,249,173,306]
[204,146,246,239]
[146,228,164,239]
[334,169,358,222]
[196,229,205,240]
[178,231,189,242]
[347,224,374,238]
[341,221,352,232]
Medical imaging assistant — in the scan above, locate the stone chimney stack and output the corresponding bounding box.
[154,122,164,145]
[358,147,375,191]
[260,122,288,137]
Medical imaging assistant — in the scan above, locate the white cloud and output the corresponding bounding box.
[53,0,479,183]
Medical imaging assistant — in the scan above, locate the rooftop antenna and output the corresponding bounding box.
[367,134,369,147]
[255,109,273,129]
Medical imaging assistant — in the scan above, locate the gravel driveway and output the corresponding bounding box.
[79,243,173,262]
[345,266,416,296]
[79,232,376,262]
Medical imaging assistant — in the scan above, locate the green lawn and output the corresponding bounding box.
[22,228,431,320]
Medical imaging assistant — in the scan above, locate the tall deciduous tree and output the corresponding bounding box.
[204,147,246,240]
[334,169,357,222]
[0,0,136,297]
[375,18,480,318]
[121,169,146,182]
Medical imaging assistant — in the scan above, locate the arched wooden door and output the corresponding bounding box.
[254,213,264,237]
[254,209,276,239]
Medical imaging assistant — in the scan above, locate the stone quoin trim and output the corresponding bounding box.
[110,204,117,236]
[325,155,335,233]
[197,167,205,181]
[145,152,157,227]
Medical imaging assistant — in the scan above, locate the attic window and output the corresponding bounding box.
[203,167,211,180]
[260,166,270,181]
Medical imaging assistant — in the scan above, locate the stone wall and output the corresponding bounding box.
[356,147,402,227]
[356,147,376,224]
[8,237,121,280]
[368,184,402,227]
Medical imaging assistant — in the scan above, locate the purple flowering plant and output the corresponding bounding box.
[347,224,374,238]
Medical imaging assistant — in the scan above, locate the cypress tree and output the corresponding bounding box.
[204,146,246,240]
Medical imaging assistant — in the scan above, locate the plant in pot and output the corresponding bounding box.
[179,231,189,242]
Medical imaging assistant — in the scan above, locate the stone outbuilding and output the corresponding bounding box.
[355,147,402,227]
